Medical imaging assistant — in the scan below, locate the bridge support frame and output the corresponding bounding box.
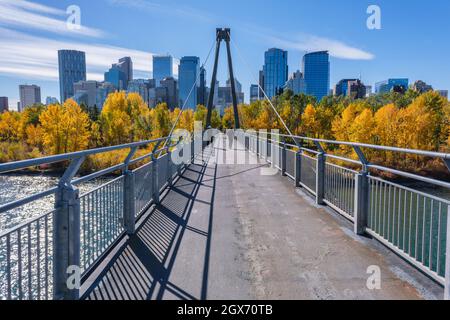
[354,172,369,235]
[152,156,160,205]
[123,170,136,235]
[445,206,450,300]
[206,28,240,129]
[281,140,287,177]
[316,153,325,205]
[295,151,302,187]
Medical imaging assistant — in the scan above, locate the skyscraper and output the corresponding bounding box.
[58,50,86,103]
[160,77,178,110]
[250,84,259,103]
[284,70,307,95]
[198,67,207,106]
[0,97,8,113]
[104,66,127,91]
[335,79,366,99]
[153,55,173,87]
[19,85,41,111]
[178,56,200,109]
[302,51,330,101]
[45,97,59,105]
[375,79,409,94]
[113,57,133,87]
[127,79,153,106]
[263,48,288,98]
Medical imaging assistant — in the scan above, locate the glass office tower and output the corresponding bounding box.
[153,55,173,87]
[58,50,86,103]
[263,48,288,99]
[302,51,330,101]
[178,56,200,110]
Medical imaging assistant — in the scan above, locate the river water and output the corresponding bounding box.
[0,174,112,232]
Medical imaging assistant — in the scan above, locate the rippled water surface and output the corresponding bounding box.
[0,174,112,231]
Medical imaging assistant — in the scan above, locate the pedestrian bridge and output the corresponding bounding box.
[0,133,448,300]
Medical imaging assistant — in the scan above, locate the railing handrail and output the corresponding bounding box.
[0,137,169,174]
[269,132,450,160]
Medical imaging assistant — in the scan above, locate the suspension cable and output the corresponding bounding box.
[162,40,216,149]
[229,38,299,146]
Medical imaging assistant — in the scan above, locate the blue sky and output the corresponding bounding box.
[1,0,449,109]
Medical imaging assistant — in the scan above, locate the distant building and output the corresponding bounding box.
[73,80,100,107]
[0,97,8,113]
[250,84,260,103]
[437,90,448,99]
[412,80,433,94]
[73,81,114,110]
[45,96,59,105]
[127,79,154,106]
[303,51,330,101]
[365,85,373,97]
[104,65,127,91]
[160,77,178,110]
[335,79,366,99]
[178,56,200,109]
[96,82,116,110]
[19,84,41,111]
[263,48,288,99]
[375,79,409,94]
[58,50,86,103]
[216,79,244,116]
[153,55,173,87]
[198,67,207,106]
[259,70,265,98]
[284,70,306,95]
[113,57,133,87]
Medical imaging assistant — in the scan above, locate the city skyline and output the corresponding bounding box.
[0,0,450,109]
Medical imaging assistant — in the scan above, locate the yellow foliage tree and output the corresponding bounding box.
[40,99,90,155]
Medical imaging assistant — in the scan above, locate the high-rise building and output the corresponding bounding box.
[250,84,260,103]
[178,56,200,109]
[127,79,154,106]
[198,67,207,106]
[96,82,116,110]
[375,79,409,94]
[58,50,86,103]
[104,66,127,91]
[0,97,8,113]
[45,97,59,105]
[437,90,448,99]
[263,48,288,99]
[302,51,330,101]
[73,80,100,107]
[153,55,173,87]
[335,79,366,99]
[160,77,178,110]
[412,80,433,94]
[216,79,244,116]
[365,85,373,97]
[284,70,307,95]
[113,57,133,87]
[19,85,41,111]
[259,70,265,98]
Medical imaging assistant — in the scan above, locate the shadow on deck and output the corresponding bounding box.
[82,151,216,300]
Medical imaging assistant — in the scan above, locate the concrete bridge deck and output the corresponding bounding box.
[81,139,442,300]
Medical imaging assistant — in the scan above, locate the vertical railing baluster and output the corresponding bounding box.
[444,204,450,300]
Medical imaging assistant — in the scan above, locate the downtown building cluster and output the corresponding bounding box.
[1,48,449,114]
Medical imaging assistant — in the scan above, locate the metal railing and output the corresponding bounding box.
[244,131,450,299]
[0,136,194,300]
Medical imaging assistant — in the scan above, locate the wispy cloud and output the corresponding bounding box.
[0,27,179,82]
[243,24,375,61]
[0,0,105,38]
[106,0,214,23]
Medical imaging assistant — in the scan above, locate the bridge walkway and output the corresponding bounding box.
[81,138,441,300]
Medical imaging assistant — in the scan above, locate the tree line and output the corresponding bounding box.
[0,89,449,176]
